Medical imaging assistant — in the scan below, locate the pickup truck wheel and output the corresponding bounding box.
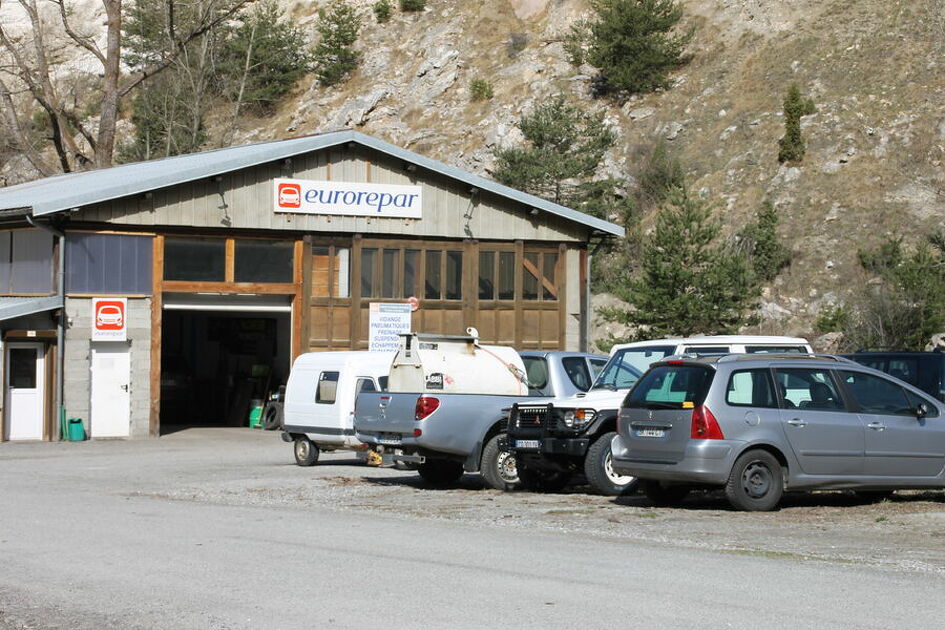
[418,459,464,486]
[584,432,638,496]
[481,434,519,491]
[642,480,690,507]
[293,437,319,467]
[517,465,569,493]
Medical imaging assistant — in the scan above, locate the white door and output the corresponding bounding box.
[91,343,131,438]
[4,342,45,441]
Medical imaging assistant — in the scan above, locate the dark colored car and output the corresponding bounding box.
[844,351,945,402]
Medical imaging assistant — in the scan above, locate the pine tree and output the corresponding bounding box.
[778,84,816,163]
[600,187,759,341]
[313,1,361,87]
[568,0,692,98]
[493,95,615,206]
[739,201,791,281]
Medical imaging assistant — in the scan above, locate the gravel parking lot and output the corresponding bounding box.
[2,428,944,628]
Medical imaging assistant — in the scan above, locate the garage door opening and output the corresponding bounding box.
[160,294,292,433]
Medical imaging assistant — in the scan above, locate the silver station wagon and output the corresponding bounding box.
[611,354,945,511]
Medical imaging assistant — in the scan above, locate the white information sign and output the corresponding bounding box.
[368,303,412,352]
[273,178,422,219]
[91,297,128,342]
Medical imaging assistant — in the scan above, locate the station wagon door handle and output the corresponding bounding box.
[786,418,807,427]
[867,422,886,431]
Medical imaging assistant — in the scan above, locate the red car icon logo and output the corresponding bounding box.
[96,304,124,329]
[278,183,302,208]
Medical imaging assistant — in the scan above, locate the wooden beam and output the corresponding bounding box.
[160,281,297,294]
[149,235,164,437]
[224,238,236,283]
[291,238,305,361]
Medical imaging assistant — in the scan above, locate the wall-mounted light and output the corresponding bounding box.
[405,163,417,173]
[143,191,153,200]
[529,208,540,216]
[469,187,479,196]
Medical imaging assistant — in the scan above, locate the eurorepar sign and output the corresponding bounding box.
[92,298,127,342]
[273,178,422,219]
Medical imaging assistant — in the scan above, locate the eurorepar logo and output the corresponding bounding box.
[277,182,302,209]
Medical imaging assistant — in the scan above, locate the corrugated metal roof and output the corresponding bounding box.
[0,130,624,237]
[0,295,62,321]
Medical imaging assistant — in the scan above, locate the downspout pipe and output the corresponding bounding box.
[25,214,66,441]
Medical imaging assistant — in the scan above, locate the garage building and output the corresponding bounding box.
[0,130,622,440]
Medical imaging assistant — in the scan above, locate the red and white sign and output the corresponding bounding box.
[92,298,127,341]
[273,177,422,219]
[406,296,420,312]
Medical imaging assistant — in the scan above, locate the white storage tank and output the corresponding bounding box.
[387,328,528,395]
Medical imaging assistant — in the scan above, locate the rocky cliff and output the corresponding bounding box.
[4,0,945,345]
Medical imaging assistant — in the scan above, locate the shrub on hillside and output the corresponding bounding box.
[374,0,392,22]
[469,78,494,101]
[400,0,426,11]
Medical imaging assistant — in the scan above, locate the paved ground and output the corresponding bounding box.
[2,428,944,629]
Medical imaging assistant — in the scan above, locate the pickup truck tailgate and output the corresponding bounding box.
[354,392,418,438]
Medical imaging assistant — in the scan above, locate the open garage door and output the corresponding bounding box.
[160,293,292,433]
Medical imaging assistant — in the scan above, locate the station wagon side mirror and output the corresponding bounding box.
[916,403,929,419]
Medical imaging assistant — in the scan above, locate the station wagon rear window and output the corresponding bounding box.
[625,365,713,409]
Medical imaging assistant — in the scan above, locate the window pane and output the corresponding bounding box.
[235,239,293,283]
[522,252,539,300]
[774,369,843,410]
[335,247,350,298]
[425,250,441,299]
[625,366,714,409]
[562,356,592,391]
[11,229,54,294]
[357,378,377,393]
[316,371,339,404]
[746,346,807,354]
[542,253,558,300]
[523,356,548,390]
[478,251,495,300]
[445,251,462,300]
[403,249,419,298]
[9,348,36,388]
[311,247,331,297]
[840,370,912,415]
[164,237,225,282]
[886,359,920,386]
[382,249,400,298]
[65,232,152,295]
[498,252,515,300]
[727,369,777,408]
[360,248,376,298]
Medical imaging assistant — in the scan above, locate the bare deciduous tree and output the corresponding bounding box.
[0,0,252,175]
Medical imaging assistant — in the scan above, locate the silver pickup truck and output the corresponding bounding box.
[354,331,606,489]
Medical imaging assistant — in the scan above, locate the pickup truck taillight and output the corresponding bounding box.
[415,396,440,421]
[690,405,724,440]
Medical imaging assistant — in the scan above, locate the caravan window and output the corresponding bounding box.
[316,371,339,404]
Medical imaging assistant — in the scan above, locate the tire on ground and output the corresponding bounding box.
[584,431,638,496]
[480,433,519,491]
[724,449,783,512]
[293,437,319,466]
[262,402,284,431]
[418,459,464,486]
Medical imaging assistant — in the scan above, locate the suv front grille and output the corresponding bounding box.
[512,405,556,431]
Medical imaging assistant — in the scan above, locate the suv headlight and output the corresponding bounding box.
[562,408,596,429]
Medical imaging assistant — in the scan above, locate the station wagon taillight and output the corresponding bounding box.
[415,396,440,421]
[691,405,724,440]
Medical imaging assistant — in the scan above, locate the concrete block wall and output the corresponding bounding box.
[64,297,152,438]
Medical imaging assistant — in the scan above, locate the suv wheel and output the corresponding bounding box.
[517,463,569,493]
[418,459,464,486]
[725,449,783,511]
[642,480,690,507]
[481,434,519,491]
[293,437,319,466]
[584,432,638,496]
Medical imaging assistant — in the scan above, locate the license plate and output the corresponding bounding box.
[636,428,666,438]
[515,439,540,449]
[377,433,402,445]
